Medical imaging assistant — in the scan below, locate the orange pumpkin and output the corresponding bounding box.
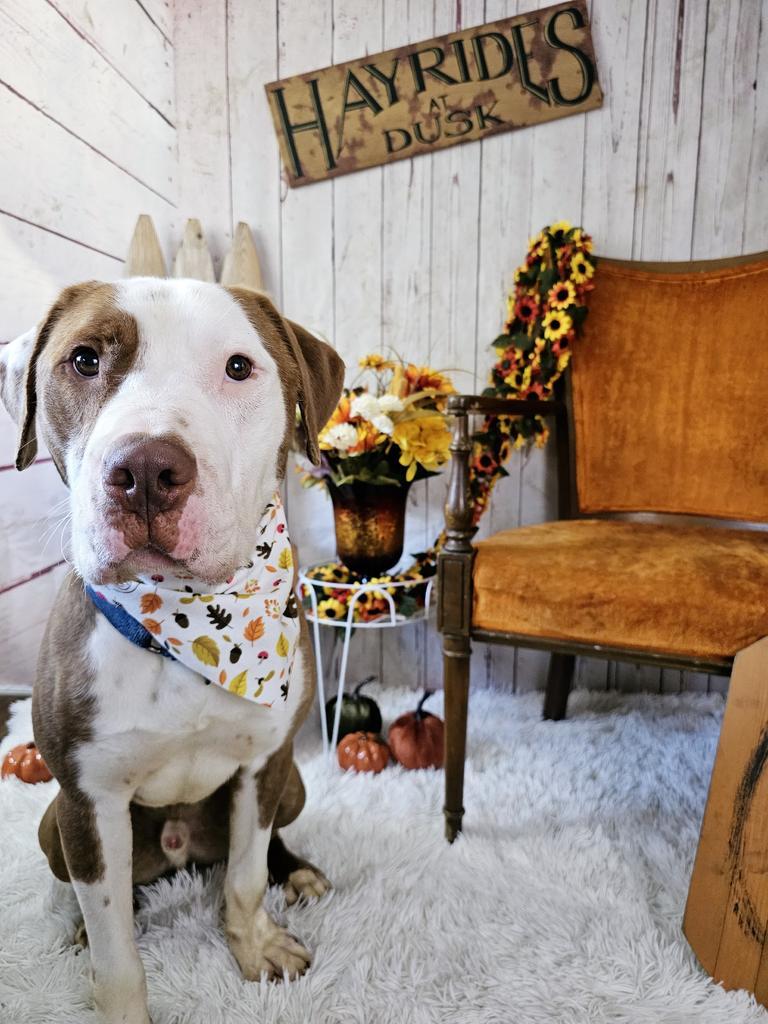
[337,731,390,773]
[388,691,444,769]
[1,741,53,784]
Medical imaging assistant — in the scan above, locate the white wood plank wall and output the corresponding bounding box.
[1,0,766,699]
[0,0,177,687]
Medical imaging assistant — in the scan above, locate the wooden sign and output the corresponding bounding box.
[265,0,602,188]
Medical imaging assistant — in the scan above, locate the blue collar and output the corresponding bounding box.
[86,585,175,660]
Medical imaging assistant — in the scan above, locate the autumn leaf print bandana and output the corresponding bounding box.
[86,493,299,706]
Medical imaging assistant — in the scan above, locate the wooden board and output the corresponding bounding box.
[126,215,167,277]
[265,0,602,187]
[684,636,768,1003]
[0,0,176,201]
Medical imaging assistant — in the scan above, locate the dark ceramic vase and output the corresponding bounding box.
[328,480,410,578]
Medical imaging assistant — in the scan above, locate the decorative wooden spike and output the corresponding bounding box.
[125,215,166,277]
[220,222,263,290]
[172,218,215,282]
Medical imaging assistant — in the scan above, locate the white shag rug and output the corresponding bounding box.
[1,686,767,1024]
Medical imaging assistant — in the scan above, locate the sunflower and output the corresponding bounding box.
[317,597,347,620]
[472,450,498,476]
[542,310,573,342]
[570,254,594,284]
[571,228,594,253]
[548,219,572,237]
[547,280,576,310]
[514,292,540,324]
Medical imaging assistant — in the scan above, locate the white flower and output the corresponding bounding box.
[350,393,380,420]
[378,394,404,413]
[372,414,394,435]
[324,423,358,452]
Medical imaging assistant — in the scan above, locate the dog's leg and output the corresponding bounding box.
[224,746,311,981]
[269,763,330,903]
[57,789,151,1024]
[268,832,331,905]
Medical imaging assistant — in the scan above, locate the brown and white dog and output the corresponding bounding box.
[0,278,344,1024]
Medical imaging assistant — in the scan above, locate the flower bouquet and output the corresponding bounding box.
[302,354,454,579]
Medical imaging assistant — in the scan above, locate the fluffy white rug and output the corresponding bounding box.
[1,686,766,1024]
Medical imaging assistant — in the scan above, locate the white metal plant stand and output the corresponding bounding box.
[298,566,434,757]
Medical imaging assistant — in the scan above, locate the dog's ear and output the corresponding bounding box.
[0,282,101,470]
[227,287,345,465]
[284,317,345,464]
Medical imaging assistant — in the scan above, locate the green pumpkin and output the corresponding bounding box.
[325,676,382,741]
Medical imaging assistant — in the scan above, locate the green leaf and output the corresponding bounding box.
[492,333,512,350]
[192,635,220,667]
[571,304,589,327]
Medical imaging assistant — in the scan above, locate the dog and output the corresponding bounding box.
[0,278,345,1024]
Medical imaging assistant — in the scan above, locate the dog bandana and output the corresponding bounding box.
[86,493,299,706]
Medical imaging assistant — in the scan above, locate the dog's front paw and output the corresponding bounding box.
[229,911,311,981]
[283,865,331,906]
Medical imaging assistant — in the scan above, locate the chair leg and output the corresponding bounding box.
[543,653,576,721]
[443,634,471,842]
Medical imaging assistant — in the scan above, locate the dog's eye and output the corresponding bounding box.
[225,354,252,381]
[71,346,100,378]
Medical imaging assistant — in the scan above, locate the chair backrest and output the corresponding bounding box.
[571,252,768,523]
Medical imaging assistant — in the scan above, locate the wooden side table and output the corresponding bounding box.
[685,636,768,1006]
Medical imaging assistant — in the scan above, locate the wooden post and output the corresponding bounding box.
[126,214,166,277]
[172,218,215,282]
[684,636,768,1006]
[220,222,263,290]
[438,402,475,842]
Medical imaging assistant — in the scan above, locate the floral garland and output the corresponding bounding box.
[302,222,596,624]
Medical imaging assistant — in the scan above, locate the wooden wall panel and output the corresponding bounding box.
[0,0,175,200]
[46,0,174,121]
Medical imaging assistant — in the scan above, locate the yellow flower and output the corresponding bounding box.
[570,254,594,284]
[359,353,387,370]
[572,228,593,252]
[547,280,576,310]
[392,414,451,481]
[317,597,347,620]
[542,310,573,342]
[549,219,572,236]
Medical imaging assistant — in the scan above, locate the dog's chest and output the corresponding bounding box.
[77,618,304,806]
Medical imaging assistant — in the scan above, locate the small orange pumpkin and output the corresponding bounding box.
[388,691,444,770]
[1,741,53,784]
[337,731,390,773]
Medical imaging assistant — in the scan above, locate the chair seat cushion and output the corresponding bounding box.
[472,519,768,661]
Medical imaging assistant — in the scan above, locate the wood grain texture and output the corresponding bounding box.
[1,86,175,262]
[46,0,174,120]
[684,637,768,999]
[126,214,167,277]
[0,0,176,199]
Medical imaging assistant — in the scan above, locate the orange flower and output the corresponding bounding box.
[347,419,383,454]
[403,365,455,397]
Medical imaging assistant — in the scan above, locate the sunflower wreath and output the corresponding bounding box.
[302,222,596,624]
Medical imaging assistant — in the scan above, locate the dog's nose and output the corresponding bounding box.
[103,435,197,518]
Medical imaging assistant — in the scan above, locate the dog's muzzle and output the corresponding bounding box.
[102,432,197,551]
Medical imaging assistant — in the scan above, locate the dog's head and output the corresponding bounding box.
[0,279,344,586]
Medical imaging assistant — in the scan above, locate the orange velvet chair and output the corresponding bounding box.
[438,250,768,840]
